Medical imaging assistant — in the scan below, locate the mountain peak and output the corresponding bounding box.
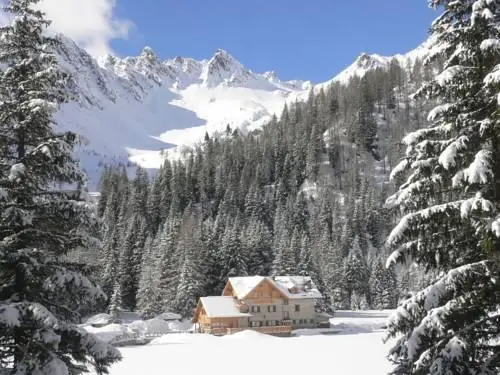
[208,48,242,71]
[137,46,162,70]
[353,53,385,70]
[140,46,158,60]
[201,48,250,87]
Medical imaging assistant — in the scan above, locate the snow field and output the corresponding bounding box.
[90,310,394,375]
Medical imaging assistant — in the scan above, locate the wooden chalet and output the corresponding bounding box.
[193,276,330,336]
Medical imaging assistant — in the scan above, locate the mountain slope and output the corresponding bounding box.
[52,35,429,185]
[54,37,312,183]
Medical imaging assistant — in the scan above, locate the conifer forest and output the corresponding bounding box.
[1,0,500,374]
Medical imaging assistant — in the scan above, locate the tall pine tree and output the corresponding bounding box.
[0,0,119,373]
[385,1,500,373]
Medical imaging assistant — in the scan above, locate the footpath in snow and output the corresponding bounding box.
[90,310,394,375]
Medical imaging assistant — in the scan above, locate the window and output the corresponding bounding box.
[292,320,296,325]
[272,305,277,312]
[267,305,271,313]
[251,305,261,313]
[283,300,289,305]
[295,304,300,312]
[259,321,263,327]
[251,321,259,327]
[310,319,314,324]
[275,320,280,326]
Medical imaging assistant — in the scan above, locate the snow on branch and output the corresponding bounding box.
[386,261,495,348]
[0,302,58,329]
[402,124,453,146]
[438,135,469,170]
[452,149,493,187]
[43,268,106,301]
[73,326,121,361]
[484,64,500,86]
[459,193,494,219]
[434,66,466,87]
[389,159,409,181]
[427,103,454,122]
[481,39,500,52]
[386,201,464,250]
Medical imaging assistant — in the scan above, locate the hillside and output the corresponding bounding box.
[52,35,429,185]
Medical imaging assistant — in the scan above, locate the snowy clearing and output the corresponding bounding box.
[90,310,394,375]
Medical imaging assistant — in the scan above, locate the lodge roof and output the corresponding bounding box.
[228,275,322,300]
[199,296,252,318]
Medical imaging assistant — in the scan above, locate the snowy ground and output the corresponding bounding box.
[89,310,394,375]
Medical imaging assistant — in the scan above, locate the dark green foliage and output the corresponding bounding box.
[385,1,500,374]
[0,0,120,373]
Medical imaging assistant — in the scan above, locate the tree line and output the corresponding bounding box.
[91,56,438,319]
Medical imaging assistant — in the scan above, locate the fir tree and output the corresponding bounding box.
[369,258,396,310]
[343,236,369,309]
[157,214,181,313]
[385,1,500,373]
[136,235,161,318]
[0,1,119,372]
[173,208,205,317]
[220,215,248,279]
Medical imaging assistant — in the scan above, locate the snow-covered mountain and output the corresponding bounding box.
[54,36,314,183]
[52,35,429,185]
[319,40,431,87]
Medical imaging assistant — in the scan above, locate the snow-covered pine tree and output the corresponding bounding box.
[242,217,272,276]
[343,236,369,309]
[220,215,248,279]
[0,0,120,373]
[157,213,181,313]
[108,282,123,323]
[115,213,146,311]
[385,1,500,373]
[369,258,397,310]
[100,191,123,297]
[174,207,205,317]
[136,235,161,318]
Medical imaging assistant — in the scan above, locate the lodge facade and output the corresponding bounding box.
[192,276,331,336]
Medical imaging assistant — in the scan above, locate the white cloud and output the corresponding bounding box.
[1,0,133,56]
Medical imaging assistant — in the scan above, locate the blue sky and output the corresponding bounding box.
[111,1,437,83]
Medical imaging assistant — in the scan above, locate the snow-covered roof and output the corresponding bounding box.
[227,276,322,300]
[200,296,252,318]
[228,276,266,299]
[273,276,322,299]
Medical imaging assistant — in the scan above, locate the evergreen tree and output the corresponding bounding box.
[220,216,248,279]
[173,208,205,317]
[157,214,181,313]
[343,236,369,309]
[385,2,500,373]
[136,235,161,318]
[108,282,122,323]
[243,218,272,275]
[115,214,146,311]
[369,258,396,310]
[0,1,119,372]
